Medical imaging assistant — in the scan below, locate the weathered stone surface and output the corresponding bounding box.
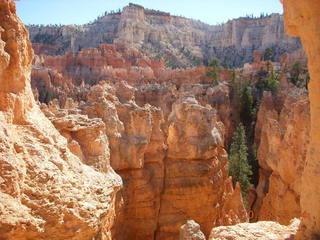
[0,1,122,239]
[28,4,301,68]
[70,82,247,240]
[253,89,309,224]
[209,218,300,240]
[156,96,247,240]
[180,220,206,240]
[167,95,224,160]
[77,82,166,240]
[282,1,320,238]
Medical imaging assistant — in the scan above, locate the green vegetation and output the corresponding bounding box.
[181,48,203,67]
[263,47,273,61]
[255,65,279,95]
[39,89,54,104]
[229,123,253,201]
[239,81,254,126]
[165,59,181,69]
[207,58,221,85]
[288,61,306,87]
[231,68,237,82]
[248,143,260,186]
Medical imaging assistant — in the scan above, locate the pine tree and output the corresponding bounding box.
[207,58,221,85]
[229,123,253,199]
[263,47,273,61]
[239,82,254,125]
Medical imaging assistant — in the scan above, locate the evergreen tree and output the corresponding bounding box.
[207,58,221,85]
[255,66,279,95]
[263,47,273,61]
[239,82,254,125]
[289,61,305,87]
[229,123,253,199]
[231,68,237,82]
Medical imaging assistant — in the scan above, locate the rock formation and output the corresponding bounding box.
[282,0,320,238]
[209,218,300,240]
[0,1,122,239]
[180,220,206,240]
[3,0,318,239]
[28,4,301,67]
[253,89,309,224]
[64,82,248,240]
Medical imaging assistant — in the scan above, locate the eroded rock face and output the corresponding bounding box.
[156,95,248,240]
[0,1,122,239]
[180,220,206,240]
[62,82,247,240]
[209,218,300,240]
[282,1,320,238]
[28,4,301,67]
[253,89,309,224]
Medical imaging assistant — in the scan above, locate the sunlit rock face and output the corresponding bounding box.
[28,4,301,68]
[209,218,300,240]
[0,1,122,239]
[282,0,320,238]
[72,82,248,240]
[253,89,309,224]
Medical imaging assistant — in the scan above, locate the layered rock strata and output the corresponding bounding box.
[0,1,122,239]
[28,4,301,67]
[68,82,248,240]
[253,89,309,224]
[282,0,320,238]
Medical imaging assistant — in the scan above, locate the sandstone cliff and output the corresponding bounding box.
[282,0,320,238]
[27,4,301,68]
[0,1,122,239]
[66,82,248,240]
[253,89,309,224]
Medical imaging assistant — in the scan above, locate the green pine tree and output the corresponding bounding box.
[228,123,253,200]
[263,47,273,61]
[239,82,254,125]
[207,58,221,85]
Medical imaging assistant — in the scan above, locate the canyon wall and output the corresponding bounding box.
[253,89,309,224]
[28,4,301,67]
[0,2,250,239]
[0,1,122,239]
[282,0,320,239]
[46,81,248,240]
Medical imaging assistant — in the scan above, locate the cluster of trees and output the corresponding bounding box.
[181,48,203,67]
[243,13,272,19]
[255,66,279,96]
[229,123,253,201]
[38,88,54,104]
[288,61,310,88]
[228,64,280,205]
[28,23,64,28]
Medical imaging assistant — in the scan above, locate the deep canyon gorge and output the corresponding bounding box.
[0,0,319,239]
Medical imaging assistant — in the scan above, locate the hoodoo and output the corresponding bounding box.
[1,0,319,239]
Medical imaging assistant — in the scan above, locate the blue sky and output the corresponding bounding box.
[17,0,283,26]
